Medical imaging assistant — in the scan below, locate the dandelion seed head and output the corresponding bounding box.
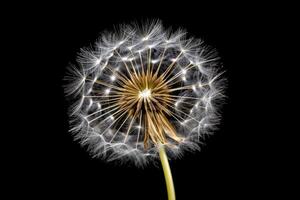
[64,20,226,166]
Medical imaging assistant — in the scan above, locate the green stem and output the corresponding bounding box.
[159,145,176,200]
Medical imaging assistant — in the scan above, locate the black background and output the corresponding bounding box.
[5,3,288,199]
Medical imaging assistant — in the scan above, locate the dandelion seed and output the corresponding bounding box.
[121,57,128,61]
[192,85,196,91]
[110,75,116,81]
[142,36,149,41]
[95,58,101,65]
[105,89,110,94]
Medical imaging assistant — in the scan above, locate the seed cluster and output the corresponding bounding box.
[65,22,224,165]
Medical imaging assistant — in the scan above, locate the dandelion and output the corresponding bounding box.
[64,20,225,200]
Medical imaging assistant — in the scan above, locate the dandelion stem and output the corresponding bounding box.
[159,145,176,200]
